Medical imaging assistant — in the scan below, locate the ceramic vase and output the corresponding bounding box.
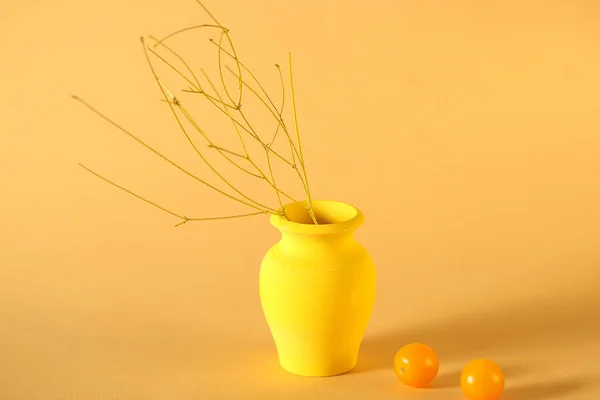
[259,200,376,377]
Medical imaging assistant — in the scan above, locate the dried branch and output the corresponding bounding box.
[140,37,278,213]
[74,0,319,226]
[79,163,266,227]
[71,95,266,213]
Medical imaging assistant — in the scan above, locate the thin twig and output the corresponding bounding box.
[199,0,244,107]
[183,88,238,109]
[194,0,223,26]
[71,95,264,212]
[266,64,286,210]
[79,163,268,227]
[146,46,199,92]
[153,24,223,45]
[206,144,246,159]
[148,35,202,89]
[288,53,317,224]
[79,163,184,219]
[217,31,239,107]
[269,64,285,146]
[177,211,265,227]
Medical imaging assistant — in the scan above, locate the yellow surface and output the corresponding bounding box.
[1,0,600,399]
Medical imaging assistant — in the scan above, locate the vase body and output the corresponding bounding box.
[259,200,376,377]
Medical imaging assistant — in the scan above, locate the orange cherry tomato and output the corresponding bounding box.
[460,359,505,400]
[393,343,440,388]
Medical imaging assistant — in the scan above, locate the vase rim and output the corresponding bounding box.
[269,200,364,235]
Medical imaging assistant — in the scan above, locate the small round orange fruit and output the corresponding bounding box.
[393,343,440,388]
[460,359,505,400]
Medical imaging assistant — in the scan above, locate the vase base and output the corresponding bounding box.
[279,360,357,377]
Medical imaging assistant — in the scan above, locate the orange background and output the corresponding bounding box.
[1,0,600,399]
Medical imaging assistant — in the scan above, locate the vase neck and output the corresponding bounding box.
[277,231,358,259]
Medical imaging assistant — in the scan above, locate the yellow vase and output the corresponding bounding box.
[259,200,376,377]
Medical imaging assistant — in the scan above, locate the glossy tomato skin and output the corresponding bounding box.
[393,343,440,388]
[460,359,505,400]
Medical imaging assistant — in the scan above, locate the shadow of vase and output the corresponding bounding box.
[354,292,599,373]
